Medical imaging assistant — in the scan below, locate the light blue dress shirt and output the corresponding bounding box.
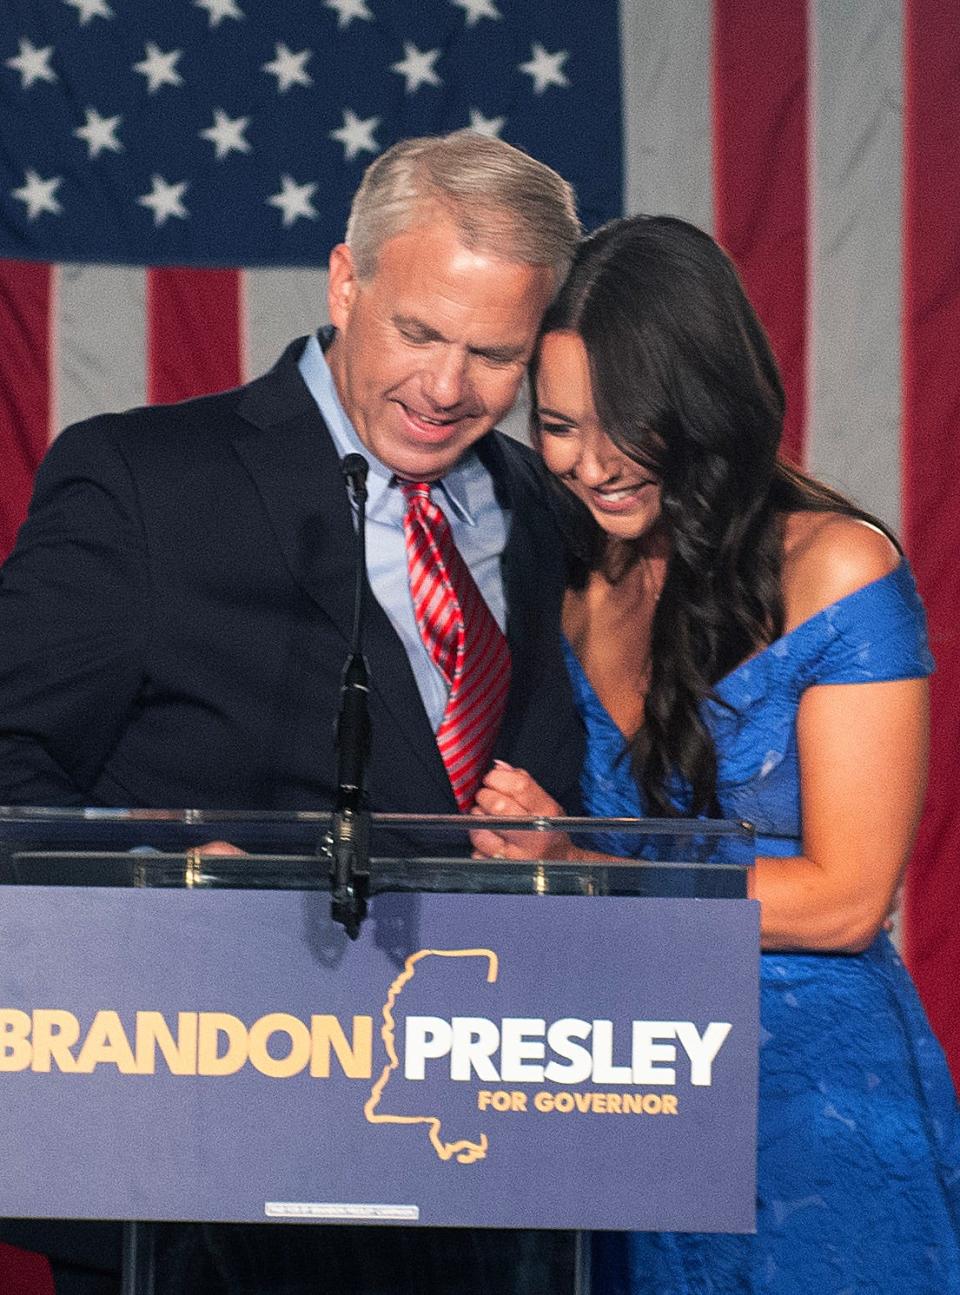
[298,332,510,732]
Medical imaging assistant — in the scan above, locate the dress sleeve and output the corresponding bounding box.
[800,561,935,688]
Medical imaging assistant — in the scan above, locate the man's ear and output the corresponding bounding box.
[327,243,358,330]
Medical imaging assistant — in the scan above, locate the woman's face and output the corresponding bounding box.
[535,330,662,543]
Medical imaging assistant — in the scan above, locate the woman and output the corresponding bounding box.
[472,216,960,1292]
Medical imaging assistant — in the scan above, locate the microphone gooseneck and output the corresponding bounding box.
[330,453,372,939]
[340,454,369,654]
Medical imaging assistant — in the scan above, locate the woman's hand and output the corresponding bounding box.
[470,760,576,860]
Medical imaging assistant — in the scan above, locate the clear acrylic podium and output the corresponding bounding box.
[0,805,753,896]
[0,807,755,1295]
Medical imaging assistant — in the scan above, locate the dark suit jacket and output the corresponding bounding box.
[0,338,583,818]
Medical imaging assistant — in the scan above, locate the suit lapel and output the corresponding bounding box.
[230,340,453,800]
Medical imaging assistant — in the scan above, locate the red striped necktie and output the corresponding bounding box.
[399,480,512,811]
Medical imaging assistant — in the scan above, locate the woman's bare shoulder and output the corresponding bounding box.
[781,512,901,630]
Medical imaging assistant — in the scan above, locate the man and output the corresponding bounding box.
[0,130,583,823]
[0,132,585,1291]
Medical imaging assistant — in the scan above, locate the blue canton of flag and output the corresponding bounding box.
[0,0,623,267]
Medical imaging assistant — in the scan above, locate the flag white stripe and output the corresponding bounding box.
[807,0,903,531]
[54,264,146,436]
[245,268,329,382]
[619,0,713,231]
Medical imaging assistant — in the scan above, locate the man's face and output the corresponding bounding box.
[325,214,556,481]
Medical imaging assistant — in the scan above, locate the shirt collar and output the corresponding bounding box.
[298,329,481,525]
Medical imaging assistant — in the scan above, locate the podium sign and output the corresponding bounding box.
[0,887,758,1232]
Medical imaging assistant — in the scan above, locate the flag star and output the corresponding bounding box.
[194,0,243,28]
[5,38,57,90]
[518,42,570,94]
[137,175,189,226]
[469,108,505,138]
[133,43,183,93]
[451,0,501,26]
[267,174,318,227]
[63,0,113,24]
[329,108,380,161]
[200,108,251,159]
[262,43,313,92]
[73,106,123,158]
[390,42,441,94]
[12,169,63,220]
[325,0,374,28]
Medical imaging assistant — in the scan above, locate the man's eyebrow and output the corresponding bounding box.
[471,341,526,362]
[392,314,524,362]
[393,314,443,340]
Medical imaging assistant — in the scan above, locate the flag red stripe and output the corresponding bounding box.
[0,260,53,561]
[0,1243,54,1294]
[901,0,960,1086]
[712,0,809,465]
[147,268,245,405]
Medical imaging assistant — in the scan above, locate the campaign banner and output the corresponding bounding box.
[0,888,759,1231]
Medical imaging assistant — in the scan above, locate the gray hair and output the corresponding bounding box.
[345,130,580,285]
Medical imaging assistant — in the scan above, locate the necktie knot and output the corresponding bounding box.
[398,479,433,506]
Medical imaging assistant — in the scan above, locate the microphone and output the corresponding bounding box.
[341,452,369,510]
[330,453,371,938]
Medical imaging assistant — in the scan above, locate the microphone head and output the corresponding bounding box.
[341,453,369,485]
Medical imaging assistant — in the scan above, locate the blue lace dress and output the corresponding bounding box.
[565,561,960,1294]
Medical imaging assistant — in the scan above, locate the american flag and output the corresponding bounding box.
[1,0,959,1092]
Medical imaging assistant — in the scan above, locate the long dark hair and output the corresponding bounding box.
[531,215,893,816]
